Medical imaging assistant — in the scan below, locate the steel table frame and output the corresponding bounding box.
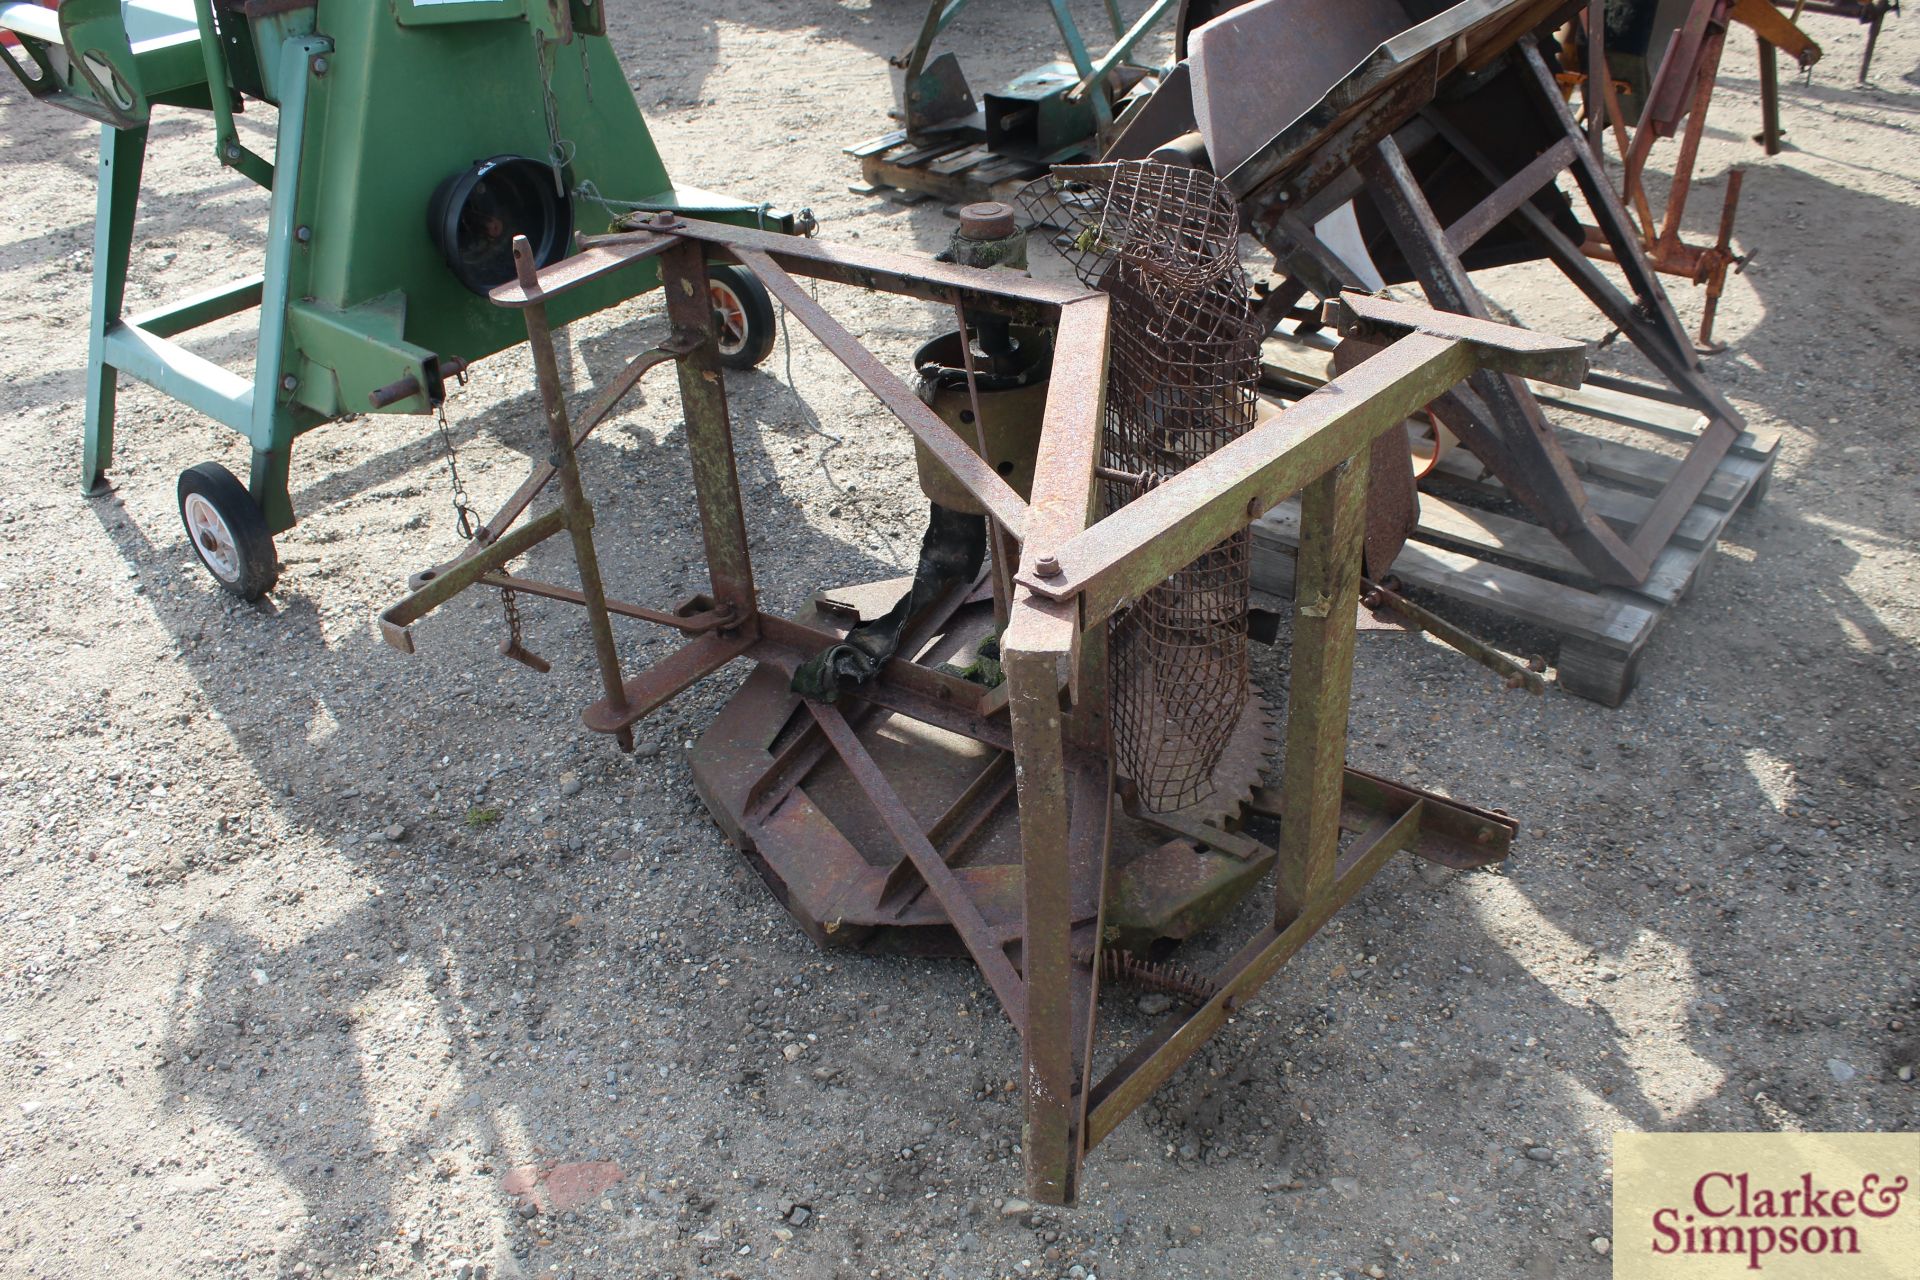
[378,217,1584,1202]
[1118,0,1751,590]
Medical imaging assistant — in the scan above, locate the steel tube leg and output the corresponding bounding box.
[1757,35,1783,155]
[1274,454,1370,927]
[247,33,330,534]
[1652,26,1726,259]
[1005,596,1079,1204]
[83,123,148,494]
[1698,169,1744,349]
[1585,0,1605,156]
[1859,3,1884,83]
[659,241,758,616]
[511,237,633,750]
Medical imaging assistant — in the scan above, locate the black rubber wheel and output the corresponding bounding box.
[707,264,777,370]
[178,462,279,600]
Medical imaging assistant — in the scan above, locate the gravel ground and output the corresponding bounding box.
[1,4,1916,1279]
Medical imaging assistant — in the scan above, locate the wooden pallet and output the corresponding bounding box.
[1251,332,1779,706]
[845,128,1062,204]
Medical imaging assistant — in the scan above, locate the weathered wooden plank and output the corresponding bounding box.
[1554,429,1745,509]
[1716,453,1771,505]
[929,144,994,176]
[1256,367,1748,514]
[863,154,985,205]
[1413,493,1700,606]
[1426,446,1722,549]
[1253,508,1656,652]
[1246,323,1763,705]
[886,138,975,169]
[1556,635,1643,707]
[1414,492,1584,575]
[1261,488,1700,608]
[844,129,909,158]
[858,139,1042,205]
[1403,413,1759,514]
[1526,378,1777,460]
[1260,339,1335,391]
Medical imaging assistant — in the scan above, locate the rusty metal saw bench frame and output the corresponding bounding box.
[1110,0,1750,594]
[376,216,1587,1203]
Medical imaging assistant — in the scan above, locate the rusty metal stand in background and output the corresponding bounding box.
[377,206,1585,1202]
[1775,0,1897,82]
[1577,0,1823,348]
[1109,0,1778,703]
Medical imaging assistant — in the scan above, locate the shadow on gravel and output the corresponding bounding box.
[98,241,1917,1280]
[82,310,911,1271]
[38,7,1918,1270]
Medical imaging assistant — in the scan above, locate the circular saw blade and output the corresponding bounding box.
[1154,683,1277,829]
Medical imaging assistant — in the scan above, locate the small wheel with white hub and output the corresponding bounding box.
[178,462,279,600]
[706,263,777,370]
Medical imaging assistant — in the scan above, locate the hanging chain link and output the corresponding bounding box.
[500,573,526,651]
[494,560,549,671]
[428,381,534,662]
[434,400,478,541]
[533,31,575,197]
[433,405,541,667]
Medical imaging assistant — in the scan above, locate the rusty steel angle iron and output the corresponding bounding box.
[379,216,1563,1205]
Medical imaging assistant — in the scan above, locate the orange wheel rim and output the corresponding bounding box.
[710,281,748,350]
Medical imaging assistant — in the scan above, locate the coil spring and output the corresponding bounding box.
[1077,948,1221,1005]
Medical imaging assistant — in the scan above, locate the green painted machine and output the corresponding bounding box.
[1,0,800,598]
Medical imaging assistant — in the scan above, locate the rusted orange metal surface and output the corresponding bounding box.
[377,209,1583,1202]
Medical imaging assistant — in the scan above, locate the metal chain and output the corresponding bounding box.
[533,31,575,196]
[500,575,525,651]
[434,400,478,541]
[430,395,529,657]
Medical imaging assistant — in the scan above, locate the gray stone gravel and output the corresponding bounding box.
[0,3,1916,1279]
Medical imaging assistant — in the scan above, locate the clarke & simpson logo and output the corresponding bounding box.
[1650,1169,1907,1268]
[1615,1133,1917,1278]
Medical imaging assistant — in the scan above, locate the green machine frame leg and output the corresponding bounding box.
[83,30,325,537]
[82,122,147,496]
[245,32,328,536]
